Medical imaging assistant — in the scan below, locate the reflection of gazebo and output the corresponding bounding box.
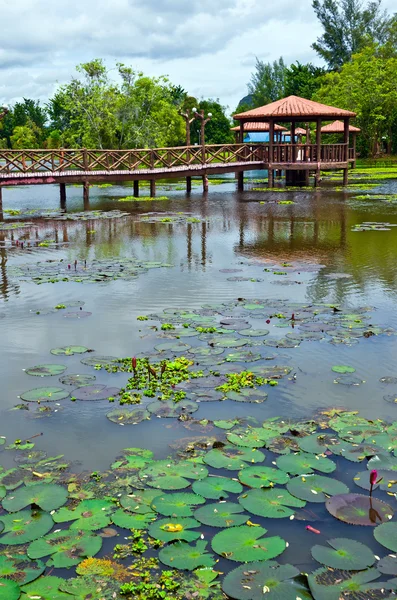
[233,95,356,188]
[320,120,361,168]
[231,122,287,143]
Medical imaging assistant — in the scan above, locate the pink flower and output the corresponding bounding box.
[266,319,271,324]
[370,470,378,486]
[132,357,137,371]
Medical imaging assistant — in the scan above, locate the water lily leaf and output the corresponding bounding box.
[298,434,340,454]
[139,460,207,490]
[50,346,90,356]
[27,529,102,568]
[238,466,289,488]
[227,427,273,448]
[58,374,96,387]
[0,509,53,544]
[53,499,115,530]
[213,419,240,430]
[334,375,364,386]
[192,476,243,499]
[72,385,120,401]
[225,351,262,363]
[367,454,397,472]
[25,365,66,377]
[239,328,270,337]
[111,509,155,529]
[155,341,191,353]
[194,502,248,527]
[106,407,150,425]
[159,540,215,570]
[0,470,28,490]
[120,489,161,514]
[308,567,390,600]
[374,521,397,551]
[111,447,154,470]
[239,488,305,518]
[0,579,20,600]
[377,554,397,575]
[332,365,356,374]
[326,493,394,526]
[204,446,265,470]
[211,525,286,562]
[222,561,311,600]
[226,390,267,403]
[0,554,45,584]
[2,483,68,512]
[212,337,249,348]
[311,538,376,570]
[287,475,349,503]
[20,387,69,403]
[21,575,70,599]
[277,453,336,475]
[147,399,198,418]
[151,492,206,517]
[148,517,201,542]
[80,355,118,366]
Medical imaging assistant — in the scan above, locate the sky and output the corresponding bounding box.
[0,0,395,114]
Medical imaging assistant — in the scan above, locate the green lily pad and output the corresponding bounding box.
[72,385,120,401]
[367,454,397,471]
[58,374,96,387]
[0,510,53,545]
[139,460,207,490]
[239,488,305,518]
[2,483,68,512]
[192,476,243,499]
[238,466,289,488]
[225,351,262,363]
[151,492,206,517]
[374,521,397,551]
[147,400,198,418]
[227,427,273,448]
[80,355,118,366]
[204,446,265,470]
[311,538,376,570]
[27,529,102,568]
[326,493,394,526]
[111,509,155,529]
[308,567,391,600]
[25,365,66,377]
[21,575,70,599]
[238,329,270,337]
[20,387,69,403]
[287,475,349,503]
[194,502,249,528]
[0,554,45,584]
[50,346,89,356]
[276,453,336,475]
[159,540,215,570]
[211,525,286,562]
[148,517,201,542]
[222,561,311,600]
[111,447,154,470]
[213,419,240,430]
[377,554,397,575]
[0,470,28,490]
[332,365,356,374]
[0,579,20,600]
[297,434,340,454]
[226,390,267,403]
[154,342,191,353]
[106,407,150,425]
[212,337,249,348]
[120,489,160,513]
[53,499,115,530]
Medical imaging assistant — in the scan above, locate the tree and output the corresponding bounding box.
[312,0,394,69]
[190,100,233,145]
[248,58,286,107]
[10,119,42,148]
[284,62,326,98]
[314,45,397,155]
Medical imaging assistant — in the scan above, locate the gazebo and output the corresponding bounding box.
[231,122,287,143]
[320,120,361,168]
[233,95,357,187]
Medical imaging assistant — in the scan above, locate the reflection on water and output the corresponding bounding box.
[1,177,397,468]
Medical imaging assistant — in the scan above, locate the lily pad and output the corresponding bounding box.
[72,385,120,401]
[311,538,376,570]
[53,499,115,530]
[222,561,311,600]
[50,346,89,356]
[374,521,397,551]
[238,466,289,488]
[111,509,155,529]
[148,517,201,542]
[58,374,96,387]
[377,554,397,575]
[147,400,198,418]
[332,365,356,374]
[239,488,305,518]
[2,483,68,512]
[297,434,340,454]
[211,525,286,562]
[226,390,267,403]
[276,453,336,475]
[139,460,207,490]
[194,502,249,528]
[192,476,243,499]
[227,427,272,448]
[80,355,119,367]
[159,540,215,570]
[120,489,160,513]
[225,351,262,363]
[326,493,393,526]
[0,510,53,545]
[154,342,191,353]
[308,566,391,600]
[20,387,69,403]
[106,407,150,425]
[151,492,206,517]
[287,475,349,503]
[239,329,270,337]
[20,575,70,599]
[27,530,102,568]
[25,365,66,377]
[0,579,20,600]
[0,554,45,585]
[204,446,265,470]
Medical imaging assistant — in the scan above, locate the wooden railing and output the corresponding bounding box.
[0,143,350,175]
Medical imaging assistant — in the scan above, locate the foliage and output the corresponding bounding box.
[248,57,287,107]
[190,99,233,145]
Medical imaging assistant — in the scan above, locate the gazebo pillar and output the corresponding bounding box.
[291,121,296,162]
[237,121,245,190]
[315,118,322,187]
[352,132,357,168]
[343,118,350,185]
[268,119,274,188]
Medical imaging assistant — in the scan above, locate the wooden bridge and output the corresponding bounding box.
[0,141,353,206]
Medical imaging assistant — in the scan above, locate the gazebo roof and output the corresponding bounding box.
[321,120,361,133]
[282,127,307,136]
[233,95,356,121]
[231,122,287,132]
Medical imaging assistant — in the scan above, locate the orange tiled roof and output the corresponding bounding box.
[233,96,356,120]
[321,120,361,133]
[231,122,287,132]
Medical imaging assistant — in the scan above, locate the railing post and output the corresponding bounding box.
[83,148,88,171]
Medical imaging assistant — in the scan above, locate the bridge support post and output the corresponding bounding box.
[237,171,244,191]
[343,168,349,186]
[0,186,3,218]
[268,168,274,188]
[83,181,90,210]
[150,180,156,197]
[202,175,208,193]
[133,180,139,198]
[60,183,66,210]
[186,177,192,193]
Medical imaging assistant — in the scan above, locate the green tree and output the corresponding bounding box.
[284,62,326,98]
[10,119,42,148]
[190,99,233,145]
[248,57,286,107]
[312,0,394,69]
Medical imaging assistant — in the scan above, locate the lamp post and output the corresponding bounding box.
[179,109,196,147]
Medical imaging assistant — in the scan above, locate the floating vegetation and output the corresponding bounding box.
[49,209,130,220]
[140,212,207,224]
[353,193,397,203]
[119,196,169,202]
[0,222,36,231]
[352,221,397,232]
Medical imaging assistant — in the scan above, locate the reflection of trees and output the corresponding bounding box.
[0,239,20,300]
